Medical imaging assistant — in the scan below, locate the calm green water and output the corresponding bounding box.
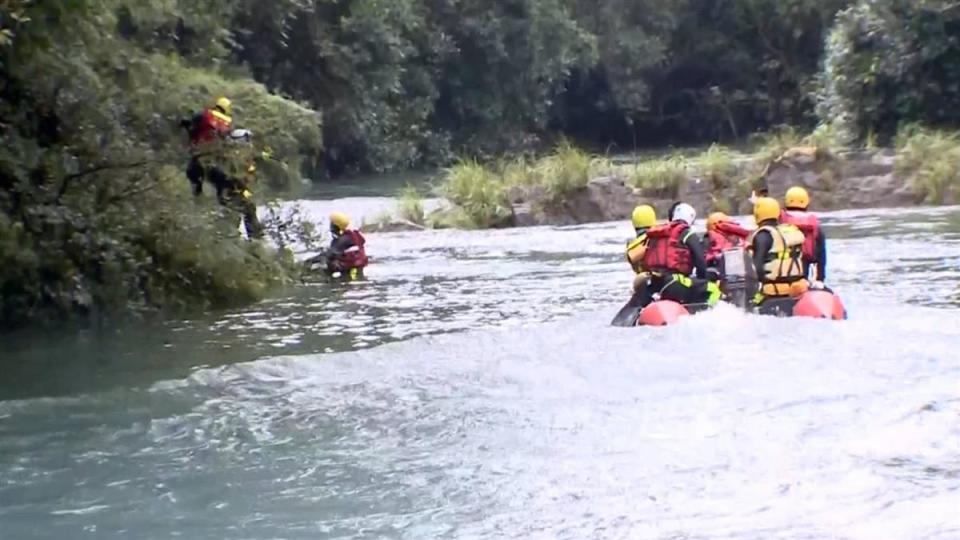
[1,197,959,539]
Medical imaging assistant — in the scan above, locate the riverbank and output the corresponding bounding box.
[365,127,960,231]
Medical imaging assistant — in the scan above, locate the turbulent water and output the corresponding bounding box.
[1,194,959,539]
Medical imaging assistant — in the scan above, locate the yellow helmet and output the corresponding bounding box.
[784,186,810,210]
[631,205,656,229]
[753,197,781,224]
[215,96,232,115]
[330,211,351,231]
[706,212,729,231]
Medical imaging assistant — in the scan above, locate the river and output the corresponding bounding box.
[1,184,959,539]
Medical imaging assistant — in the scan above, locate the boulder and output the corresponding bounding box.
[511,203,538,227]
[678,176,714,216]
[763,147,839,197]
[838,174,918,208]
[531,175,640,224]
[838,149,896,178]
[583,175,638,220]
[760,147,917,210]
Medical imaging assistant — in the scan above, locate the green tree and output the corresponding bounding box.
[818,0,960,142]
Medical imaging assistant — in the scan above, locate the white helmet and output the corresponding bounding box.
[228,129,253,143]
[673,203,696,226]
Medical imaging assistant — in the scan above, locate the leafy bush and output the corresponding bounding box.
[0,166,301,327]
[0,0,322,328]
[818,0,960,143]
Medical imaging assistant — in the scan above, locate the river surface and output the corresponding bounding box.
[1,190,959,539]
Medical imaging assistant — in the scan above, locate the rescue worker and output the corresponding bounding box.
[182,96,234,197]
[321,212,369,280]
[779,186,827,283]
[611,205,659,325]
[703,212,751,272]
[626,204,656,294]
[640,203,721,306]
[747,197,808,305]
[218,129,265,239]
[181,98,265,239]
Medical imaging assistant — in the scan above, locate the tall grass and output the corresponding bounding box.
[499,156,537,187]
[396,185,426,225]
[439,159,513,228]
[750,125,804,162]
[436,142,614,228]
[535,141,608,201]
[696,144,736,190]
[630,155,687,198]
[895,126,960,204]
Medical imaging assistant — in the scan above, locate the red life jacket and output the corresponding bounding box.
[779,209,819,263]
[191,108,233,145]
[705,220,750,264]
[641,221,693,275]
[337,229,369,270]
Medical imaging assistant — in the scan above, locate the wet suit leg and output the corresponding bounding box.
[655,273,721,307]
[186,157,205,196]
[218,177,264,240]
[611,273,654,326]
[239,196,264,240]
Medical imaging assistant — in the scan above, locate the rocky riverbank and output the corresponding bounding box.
[506,147,918,226]
[363,135,959,233]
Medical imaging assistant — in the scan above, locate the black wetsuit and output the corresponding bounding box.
[810,224,828,282]
[650,226,717,305]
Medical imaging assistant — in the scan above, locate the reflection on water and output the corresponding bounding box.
[0,205,958,539]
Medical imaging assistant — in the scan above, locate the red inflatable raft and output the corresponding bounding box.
[755,289,847,320]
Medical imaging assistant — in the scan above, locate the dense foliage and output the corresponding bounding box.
[818,0,960,143]
[224,0,863,172]
[0,1,321,328]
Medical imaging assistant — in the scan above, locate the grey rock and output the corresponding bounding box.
[511,203,538,227]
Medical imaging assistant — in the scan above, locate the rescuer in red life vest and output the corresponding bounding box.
[704,212,751,261]
[181,96,234,197]
[779,186,827,283]
[703,211,751,278]
[640,203,721,306]
[324,212,369,281]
